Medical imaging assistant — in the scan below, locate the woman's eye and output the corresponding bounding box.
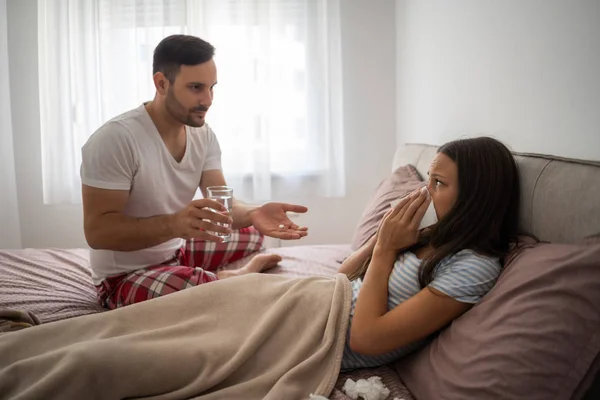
[435,180,443,187]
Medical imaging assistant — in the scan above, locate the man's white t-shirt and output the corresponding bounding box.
[80,104,222,285]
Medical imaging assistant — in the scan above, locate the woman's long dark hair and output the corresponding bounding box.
[416,137,521,288]
[349,137,522,286]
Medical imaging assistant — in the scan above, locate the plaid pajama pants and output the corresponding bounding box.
[95,227,264,309]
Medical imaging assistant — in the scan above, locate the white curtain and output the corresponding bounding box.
[38,0,344,204]
[0,0,22,249]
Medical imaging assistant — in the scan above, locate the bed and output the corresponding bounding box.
[0,245,415,400]
[1,143,599,400]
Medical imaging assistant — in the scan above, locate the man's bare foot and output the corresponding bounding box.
[217,254,282,279]
[242,253,282,273]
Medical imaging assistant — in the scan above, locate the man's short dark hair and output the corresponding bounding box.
[153,35,215,82]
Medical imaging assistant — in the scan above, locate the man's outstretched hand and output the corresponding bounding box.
[250,202,308,240]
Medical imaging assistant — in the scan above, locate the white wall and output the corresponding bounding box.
[6,0,397,248]
[396,0,600,161]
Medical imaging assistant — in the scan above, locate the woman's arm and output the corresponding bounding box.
[337,234,377,277]
[349,246,471,355]
[349,188,471,355]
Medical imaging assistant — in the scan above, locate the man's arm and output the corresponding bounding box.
[83,185,231,251]
[80,123,181,251]
[82,185,176,251]
[200,169,309,239]
[199,169,257,229]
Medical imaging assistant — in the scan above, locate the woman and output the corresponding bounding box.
[338,136,521,370]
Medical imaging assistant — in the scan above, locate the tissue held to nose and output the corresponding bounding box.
[390,188,438,231]
[418,188,438,230]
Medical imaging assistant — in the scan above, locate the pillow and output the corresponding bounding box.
[578,350,600,400]
[350,165,424,250]
[578,230,600,400]
[584,232,600,244]
[395,241,600,400]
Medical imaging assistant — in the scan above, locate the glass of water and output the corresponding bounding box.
[206,186,233,242]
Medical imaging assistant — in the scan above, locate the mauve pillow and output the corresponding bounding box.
[577,350,600,400]
[350,165,423,250]
[395,241,600,400]
[584,232,600,244]
[577,234,600,400]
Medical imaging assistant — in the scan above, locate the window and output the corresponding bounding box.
[38,0,344,203]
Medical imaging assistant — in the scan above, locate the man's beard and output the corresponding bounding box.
[165,88,208,127]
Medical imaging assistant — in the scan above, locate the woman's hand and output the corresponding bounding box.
[374,187,431,254]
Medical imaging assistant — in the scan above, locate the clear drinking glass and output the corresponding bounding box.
[206,186,233,242]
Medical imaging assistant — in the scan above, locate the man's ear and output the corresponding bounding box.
[153,72,168,95]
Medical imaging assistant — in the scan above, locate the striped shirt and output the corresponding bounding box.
[340,249,501,370]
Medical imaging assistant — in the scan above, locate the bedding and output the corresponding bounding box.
[0,245,415,399]
[0,248,105,323]
[0,309,41,334]
[0,245,352,324]
[0,273,351,399]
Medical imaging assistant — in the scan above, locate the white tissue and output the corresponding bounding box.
[390,188,438,231]
[342,376,391,400]
[308,379,407,400]
[417,197,438,230]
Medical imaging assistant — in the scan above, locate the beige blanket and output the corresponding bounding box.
[0,273,351,400]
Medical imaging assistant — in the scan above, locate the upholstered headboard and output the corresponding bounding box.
[392,143,600,244]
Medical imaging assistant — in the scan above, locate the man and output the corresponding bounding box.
[81,34,308,309]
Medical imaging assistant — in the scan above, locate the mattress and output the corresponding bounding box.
[0,248,105,323]
[0,245,354,322]
[0,244,415,400]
